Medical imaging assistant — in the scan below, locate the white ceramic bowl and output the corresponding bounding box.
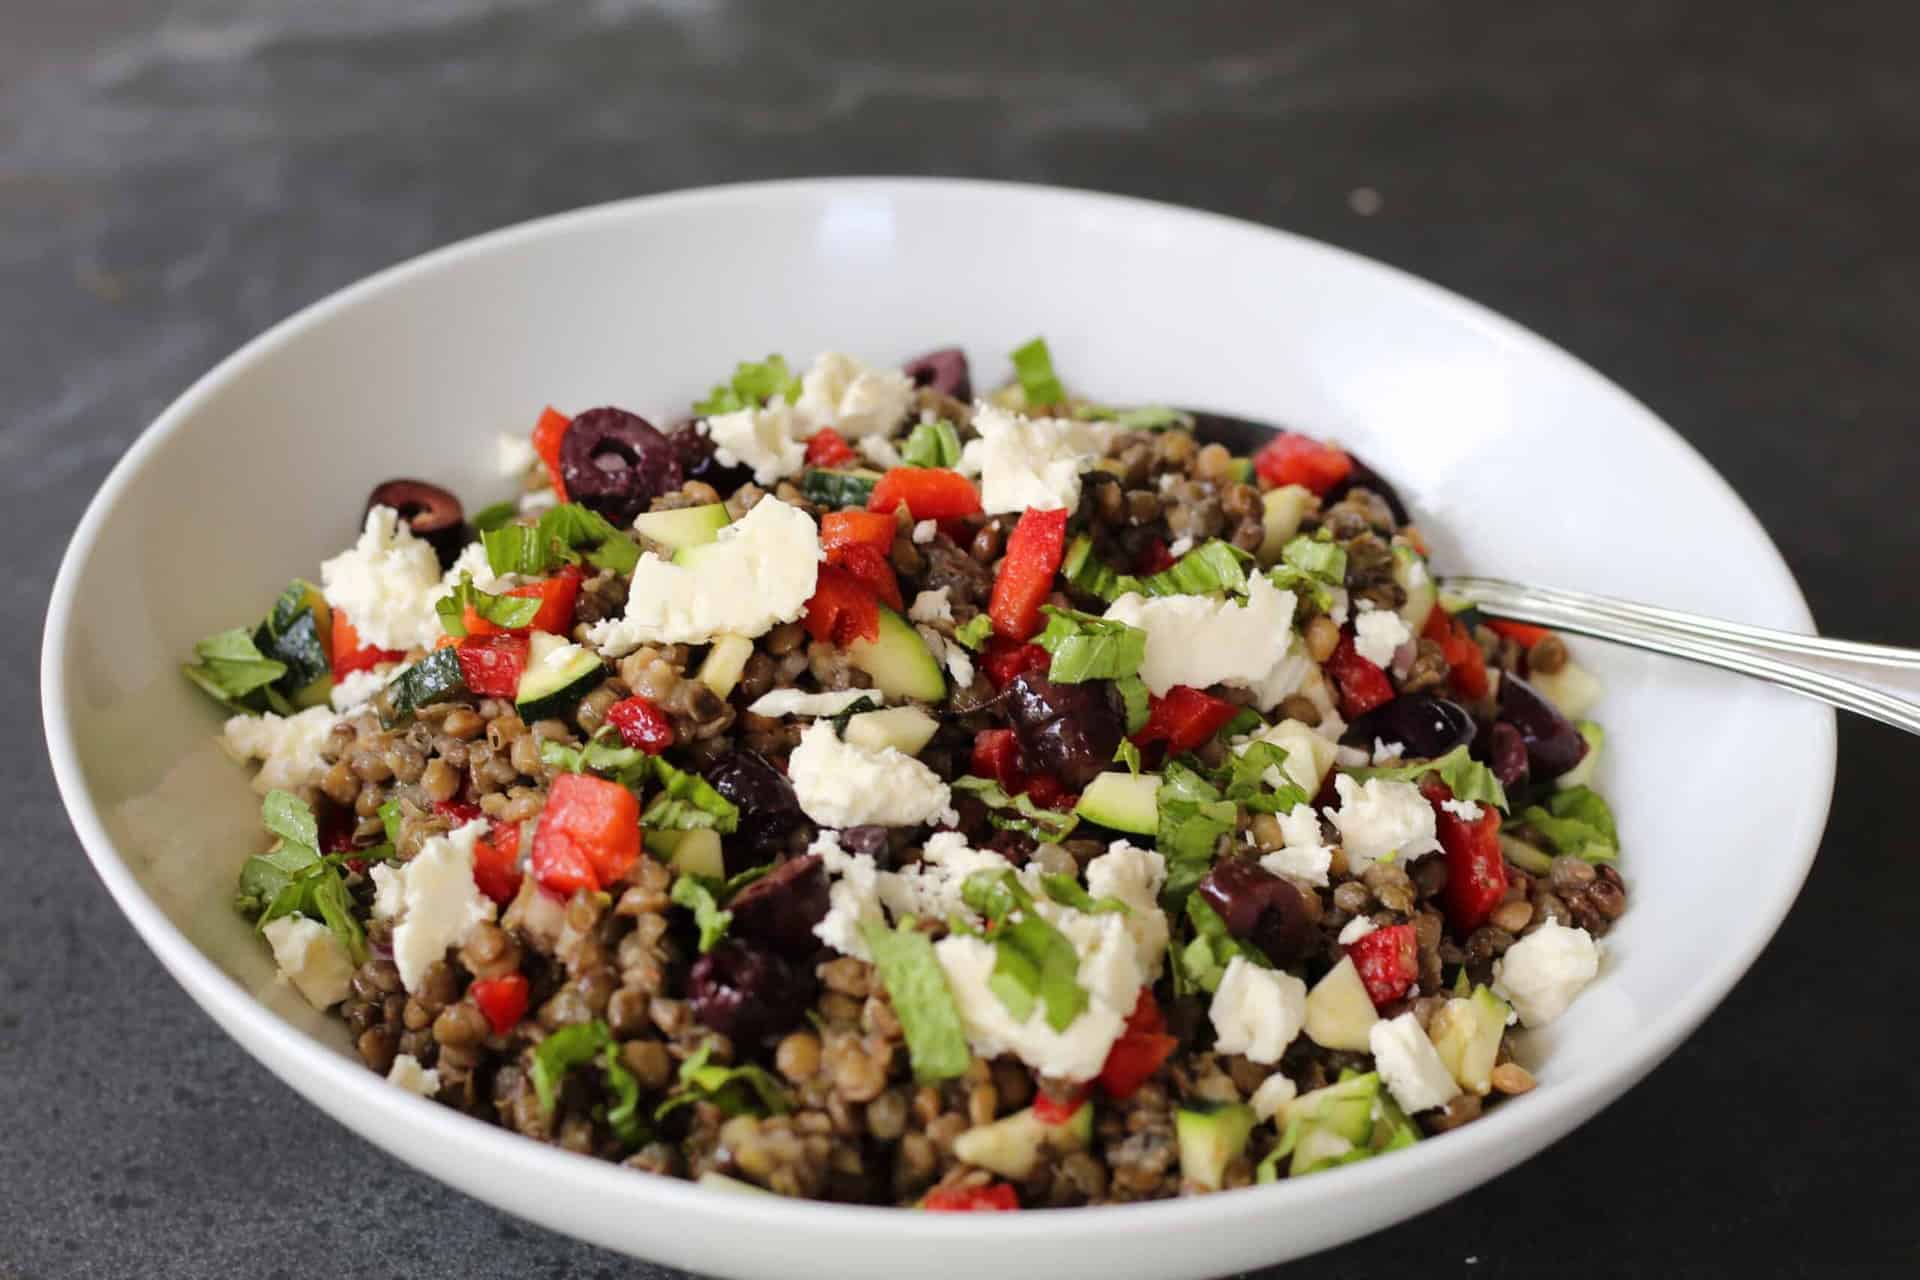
[42,178,1834,1278]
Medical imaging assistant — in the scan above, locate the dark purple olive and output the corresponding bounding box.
[1497,674,1589,781]
[704,751,803,864]
[1480,720,1531,789]
[1003,672,1123,790]
[366,479,467,569]
[1343,693,1476,760]
[1322,447,1410,524]
[667,419,752,493]
[901,347,971,401]
[558,407,681,525]
[725,854,829,954]
[1196,857,1317,966]
[687,940,807,1044]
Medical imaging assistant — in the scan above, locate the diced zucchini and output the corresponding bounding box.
[1498,832,1554,875]
[515,632,606,722]
[697,634,755,699]
[1304,955,1380,1052]
[842,705,939,756]
[267,578,331,643]
[258,579,334,707]
[1554,720,1605,790]
[1429,986,1510,1096]
[952,1101,1093,1180]
[845,606,946,702]
[1529,659,1601,720]
[1175,1102,1257,1192]
[1255,485,1314,565]
[1276,1072,1380,1176]
[646,828,725,879]
[1226,457,1255,485]
[383,648,466,725]
[1393,543,1437,634]
[635,502,730,554]
[1241,719,1336,795]
[1074,771,1161,836]
[798,468,882,510]
[695,1172,771,1195]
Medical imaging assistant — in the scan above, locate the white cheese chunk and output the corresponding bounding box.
[1493,921,1601,1027]
[1250,1072,1299,1121]
[1208,956,1308,1065]
[319,505,448,652]
[1370,1012,1461,1113]
[1372,739,1406,764]
[1337,915,1378,945]
[795,351,915,439]
[386,1053,442,1097]
[702,402,808,485]
[1104,576,1305,708]
[810,833,885,961]
[519,488,558,514]
[907,587,954,625]
[1353,603,1413,668]
[911,518,937,544]
[261,915,354,1009]
[874,832,1013,928]
[745,688,876,719]
[495,431,538,478]
[369,819,496,993]
[1439,798,1485,822]
[221,706,340,795]
[1328,774,1441,873]
[1084,842,1171,979]
[860,435,905,471]
[586,497,821,652]
[788,720,952,829]
[935,934,1128,1082]
[1260,843,1333,887]
[972,404,1115,515]
[328,665,396,713]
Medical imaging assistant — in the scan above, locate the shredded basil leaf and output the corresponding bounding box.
[1032,606,1146,683]
[1346,743,1508,812]
[1221,707,1265,739]
[950,776,1079,843]
[1113,738,1143,775]
[237,790,366,962]
[1061,536,1254,603]
[599,1043,649,1147]
[530,1021,611,1114]
[1089,405,1191,431]
[991,914,1087,1031]
[827,695,885,738]
[655,1039,790,1120]
[1155,761,1236,912]
[483,503,642,578]
[470,501,518,533]
[183,628,288,709]
[1009,337,1065,407]
[1039,874,1131,916]
[669,875,733,952]
[693,355,802,416]
[899,419,963,469]
[1218,741,1310,815]
[435,573,541,639]
[861,920,971,1082]
[642,756,741,834]
[1171,895,1268,996]
[1520,785,1619,862]
[1281,533,1348,584]
[953,614,993,650]
[1115,675,1152,736]
[378,798,403,845]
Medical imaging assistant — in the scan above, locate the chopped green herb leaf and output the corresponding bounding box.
[1039,874,1131,916]
[1346,743,1508,812]
[483,503,642,578]
[1520,785,1620,862]
[599,1043,648,1147]
[1113,738,1143,775]
[693,355,803,416]
[1060,535,1254,603]
[378,798,403,846]
[642,756,740,834]
[1281,534,1348,584]
[669,875,733,952]
[899,419,963,468]
[1171,895,1268,996]
[950,776,1079,843]
[655,1039,790,1120]
[1009,337,1065,407]
[989,914,1087,1031]
[862,920,971,1082]
[953,614,994,650]
[435,572,542,639]
[1115,675,1152,736]
[1155,761,1236,911]
[470,500,519,533]
[1033,606,1146,683]
[183,628,288,709]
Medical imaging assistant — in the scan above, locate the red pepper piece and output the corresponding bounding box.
[987,507,1070,642]
[454,632,531,698]
[1348,923,1419,1007]
[605,696,676,754]
[1031,1088,1090,1126]
[530,773,641,896]
[831,543,904,612]
[433,799,484,826]
[468,973,529,1035]
[970,728,1026,792]
[820,509,898,559]
[1132,685,1239,755]
[1485,619,1553,648]
[1252,431,1353,495]
[804,427,859,469]
[1325,633,1396,719]
[867,468,983,520]
[464,565,583,637]
[1098,988,1178,1100]
[1422,606,1489,701]
[802,564,881,647]
[923,1183,1020,1212]
[1422,779,1509,935]
[471,819,523,907]
[980,637,1052,690]
[531,406,571,501]
[330,609,405,677]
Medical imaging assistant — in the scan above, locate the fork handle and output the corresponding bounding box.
[1440,576,1920,737]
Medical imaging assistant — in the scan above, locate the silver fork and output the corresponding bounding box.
[1441,577,1920,736]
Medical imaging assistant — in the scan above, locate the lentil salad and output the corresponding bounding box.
[193,340,1625,1208]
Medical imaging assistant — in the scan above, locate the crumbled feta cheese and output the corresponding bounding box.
[811,833,885,961]
[587,498,821,652]
[1104,576,1304,708]
[1327,587,1351,628]
[1353,604,1414,669]
[874,832,1012,926]
[859,435,905,471]
[1084,842,1170,977]
[1260,843,1333,887]
[1167,534,1195,558]
[1493,921,1601,1027]
[972,404,1116,514]
[1328,774,1441,872]
[444,539,511,595]
[519,488,557,514]
[524,632,594,689]
[1370,1012,1461,1113]
[745,688,876,719]
[1337,915,1378,945]
[1250,1072,1299,1121]
[495,431,537,478]
[329,666,395,712]
[788,720,952,829]
[916,624,977,691]
[911,519,937,545]
[386,1053,441,1097]
[1439,798,1485,822]
[369,819,497,992]
[907,587,953,625]
[1234,719,1336,795]
[1372,739,1406,764]
[935,934,1129,1082]
[795,352,915,439]
[955,437,985,477]
[261,915,353,1009]
[702,402,808,485]
[221,706,340,795]
[1334,745,1370,768]
[319,505,449,652]
[1208,956,1308,1064]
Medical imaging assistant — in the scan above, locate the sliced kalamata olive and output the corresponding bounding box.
[840,825,891,860]
[687,940,807,1044]
[366,479,467,568]
[1497,674,1589,781]
[1323,450,1410,525]
[558,407,682,525]
[704,751,803,864]
[667,419,752,493]
[1003,672,1123,790]
[1479,719,1531,789]
[1343,694,1476,760]
[901,347,971,401]
[726,854,829,954]
[1196,857,1317,966]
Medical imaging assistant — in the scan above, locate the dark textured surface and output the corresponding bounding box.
[7,2,1918,1276]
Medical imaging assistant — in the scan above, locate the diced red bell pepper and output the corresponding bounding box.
[831,542,904,612]
[820,509,898,559]
[1122,986,1167,1037]
[1031,1087,1090,1126]
[1252,431,1353,495]
[531,406,571,501]
[1132,686,1239,755]
[802,564,882,647]
[987,507,1070,641]
[804,427,859,469]
[924,1183,1021,1212]
[530,773,641,896]
[454,632,531,698]
[1348,923,1419,1008]
[1132,537,1177,575]
[867,468,983,520]
[468,973,529,1036]
[971,728,1026,792]
[1098,988,1177,1100]
[1325,633,1396,719]
[464,565,583,637]
[1023,775,1069,811]
[471,818,523,906]
[331,610,405,676]
[1485,619,1553,648]
[606,696,676,754]
[433,799,484,826]
[1422,779,1509,935]
[1422,607,1489,701]
[980,638,1052,690]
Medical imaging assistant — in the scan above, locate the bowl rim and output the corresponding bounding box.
[40,175,1836,1244]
